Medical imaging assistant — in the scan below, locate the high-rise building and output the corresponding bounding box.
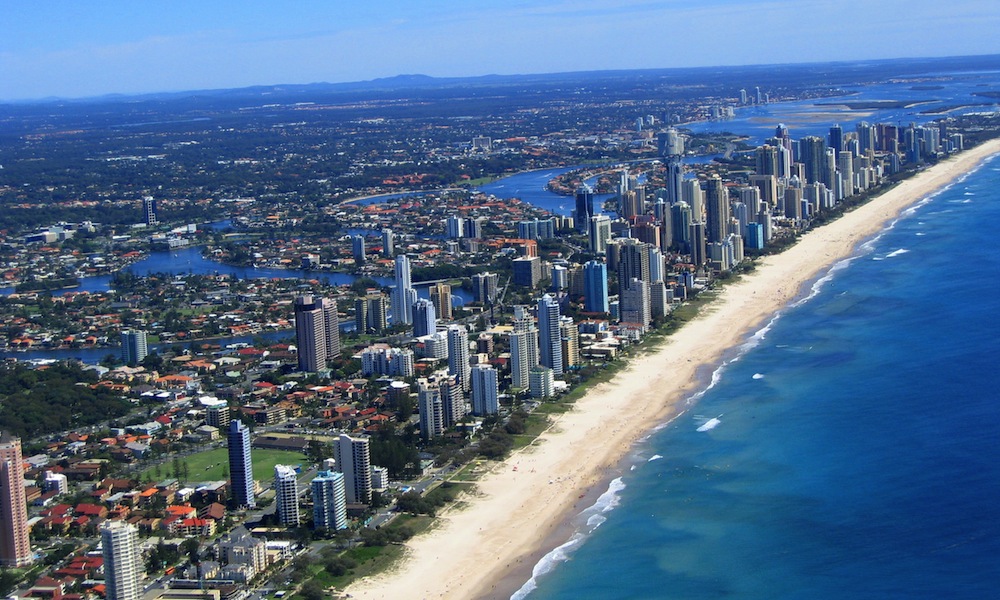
[447,324,471,392]
[206,403,231,429]
[311,470,347,531]
[333,434,371,505]
[664,157,684,205]
[559,317,580,372]
[512,256,542,288]
[381,228,394,257]
[429,282,453,321]
[412,298,437,337]
[446,215,465,239]
[618,239,651,289]
[509,306,539,390]
[0,433,31,567]
[417,379,446,439]
[574,185,595,232]
[391,255,418,326]
[537,294,563,376]
[471,364,499,415]
[704,176,730,244]
[351,235,366,265]
[471,271,499,304]
[620,278,651,327]
[227,421,255,509]
[120,330,148,365]
[294,295,340,372]
[528,366,554,399]
[589,215,612,254]
[101,521,141,600]
[274,465,299,527]
[355,292,388,335]
[828,124,844,155]
[583,260,609,314]
[142,196,157,227]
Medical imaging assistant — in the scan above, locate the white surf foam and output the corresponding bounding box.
[752,373,765,380]
[696,416,722,432]
[647,454,663,462]
[510,477,626,600]
[886,248,909,258]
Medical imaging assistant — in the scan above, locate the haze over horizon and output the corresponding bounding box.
[4,0,1000,102]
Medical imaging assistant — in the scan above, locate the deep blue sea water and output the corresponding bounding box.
[516,155,1000,599]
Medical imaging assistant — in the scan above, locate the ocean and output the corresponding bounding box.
[515,154,1000,599]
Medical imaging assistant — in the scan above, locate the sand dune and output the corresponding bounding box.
[345,138,1000,600]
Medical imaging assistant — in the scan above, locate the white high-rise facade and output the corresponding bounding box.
[471,364,499,415]
[391,255,417,325]
[537,294,563,376]
[333,434,371,505]
[274,465,299,527]
[447,324,471,391]
[311,470,347,530]
[101,521,141,600]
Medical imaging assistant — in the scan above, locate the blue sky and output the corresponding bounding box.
[2,0,999,101]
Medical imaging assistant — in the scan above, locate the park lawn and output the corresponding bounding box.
[142,447,308,482]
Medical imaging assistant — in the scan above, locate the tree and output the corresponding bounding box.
[299,581,325,600]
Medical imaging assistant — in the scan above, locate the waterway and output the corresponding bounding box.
[0,245,470,363]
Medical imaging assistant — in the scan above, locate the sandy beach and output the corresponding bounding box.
[344,138,1000,600]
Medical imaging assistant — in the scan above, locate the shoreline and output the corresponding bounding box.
[344,138,1000,600]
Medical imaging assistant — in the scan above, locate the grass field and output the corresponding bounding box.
[142,447,308,483]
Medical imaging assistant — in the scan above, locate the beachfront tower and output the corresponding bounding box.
[537,294,563,376]
[471,364,499,415]
[583,260,609,314]
[311,470,347,531]
[413,298,437,338]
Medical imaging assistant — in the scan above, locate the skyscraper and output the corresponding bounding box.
[574,185,594,232]
[120,330,148,365]
[311,470,347,531]
[142,196,157,227]
[537,294,563,376]
[447,324,471,392]
[381,228,394,257]
[333,434,371,505]
[471,271,499,304]
[294,295,340,372]
[101,521,141,600]
[471,364,499,416]
[417,379,446,440]
[589,215,612,254]
[391,255,418,326]
[664,157,684,205]
[228,421,255,509]
[429,282,453,321]
[351,235,366,265]
[0,433,31,567]
[355,292,388,334]
[274,465,299,527]
[583,260,609,314]
[510,306,539,390]
[704,176,730,244]
[412,298,437,338]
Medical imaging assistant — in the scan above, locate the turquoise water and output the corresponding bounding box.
[517,154,1000,599]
